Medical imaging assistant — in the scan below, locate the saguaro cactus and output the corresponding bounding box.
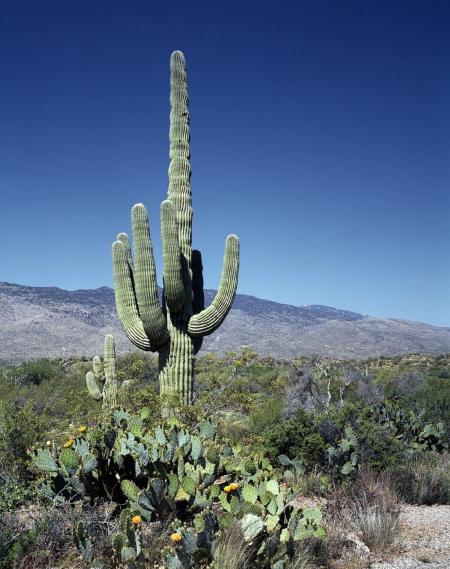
[86,335,123,412]
[112,51,239,405]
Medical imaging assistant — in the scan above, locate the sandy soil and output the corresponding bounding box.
[370,505,450,569]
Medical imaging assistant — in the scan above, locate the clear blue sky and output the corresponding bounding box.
[0,1,449,326]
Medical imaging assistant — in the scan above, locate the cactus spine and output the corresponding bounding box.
[86,334,120,413]
[112,51,239,405]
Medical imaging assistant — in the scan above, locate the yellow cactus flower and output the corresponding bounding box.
[78,426,87,433]
[224,485,232,493]
[131,515,142,525]
[63,439,74,448]
[229,482,239,491]
[170,532,183,543]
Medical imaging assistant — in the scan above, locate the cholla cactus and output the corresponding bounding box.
[112,51,239,405]
[86,335,123,412]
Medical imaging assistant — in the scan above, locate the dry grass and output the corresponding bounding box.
[286,542,317,569]
[212,522,254,569]
[322,468,400,564]
[351,470,400,552]
[394,453,450,505]
[353,496,399,551]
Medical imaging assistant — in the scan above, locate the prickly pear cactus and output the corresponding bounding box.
[34,415,326,568]
[112,51,240,406]
[86,335,127,413]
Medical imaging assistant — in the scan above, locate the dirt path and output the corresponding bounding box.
[370,505,450,569]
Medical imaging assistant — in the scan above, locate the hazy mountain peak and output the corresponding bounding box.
[0,281,448,365]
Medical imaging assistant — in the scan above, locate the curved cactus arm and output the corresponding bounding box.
[117,232,133,269]
[132,204,169,346]
[161,200,185,313]
[113,239,152,351]
[86,371,103,401]
[188,234,239,337]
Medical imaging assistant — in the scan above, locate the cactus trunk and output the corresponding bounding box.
[112,51,240,408]
[159,325,194,405]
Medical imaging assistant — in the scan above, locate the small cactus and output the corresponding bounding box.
[86,335,127,414]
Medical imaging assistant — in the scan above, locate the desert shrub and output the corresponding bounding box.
[265,409,328,471]
[414,376,450,431]
[353,412,406,471]
[0,478,33,515]
[116,351,158,386]
[291,469,331,498]
[118,381,161,418]
[249,396,283,435]
[0,401,50,482]
[1,359,59,387]
[0,506,74,569]
[392,452,450,505]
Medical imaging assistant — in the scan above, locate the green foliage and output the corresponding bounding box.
[1,359,58,387]
[0,400,51,481]
[0,478,33,514]
[265,409,328,470]
[2,351,449,566]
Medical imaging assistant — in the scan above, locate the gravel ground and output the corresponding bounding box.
[370,505,450,569]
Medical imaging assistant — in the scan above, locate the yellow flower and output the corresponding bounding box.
[78,426,87,433]
[63,439,74,448]
[131,515,142,525]
[224,485,231,493]
[170,532,183,543]
[229,483,239,491]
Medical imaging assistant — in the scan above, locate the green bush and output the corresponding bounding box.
[0,400,50,481]
[265,409,328,470]
[1,359,59,386]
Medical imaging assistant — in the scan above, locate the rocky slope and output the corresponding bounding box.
[0,282,449,365]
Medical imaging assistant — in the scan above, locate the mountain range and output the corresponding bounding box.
[0,281,448,366]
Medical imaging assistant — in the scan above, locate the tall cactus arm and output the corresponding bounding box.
[161,200,185,313]
[188,234,239,337]
[103,334,116,383]
[131,204,169,345]
[168,51,193,279]
[112,239,152,351]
